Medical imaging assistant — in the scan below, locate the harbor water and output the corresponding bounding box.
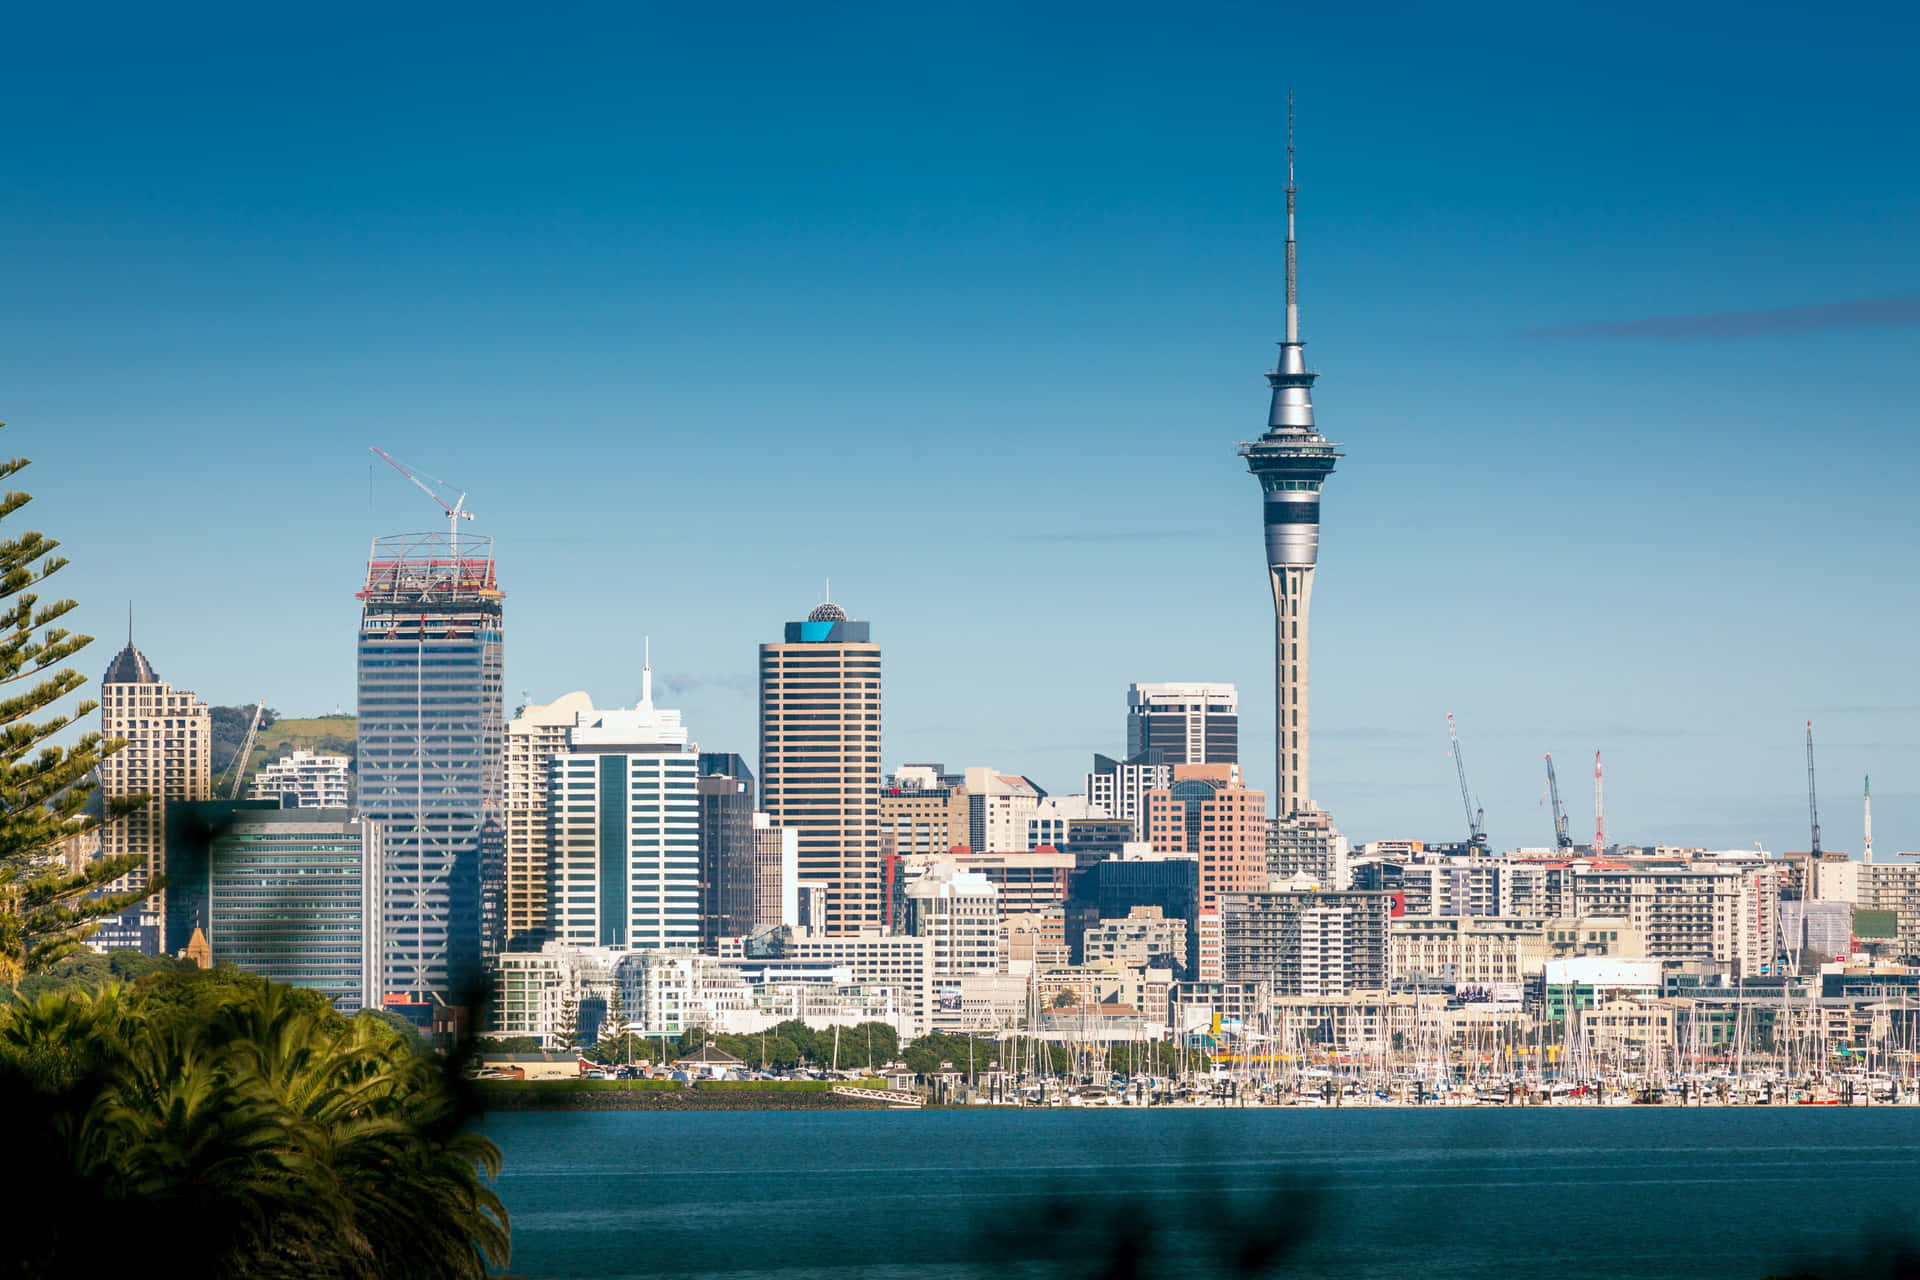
[487,1107,1920,1280]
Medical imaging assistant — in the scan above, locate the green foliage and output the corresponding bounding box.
[584,1030,652,1064]
[554,990,581,1052]
[0,969,508,1278]
[681,1020,902,1073]
[695,1077,886,1092]
[0,435,157,983]
[472,1035,544,1055]
[902,1031,1003,1076]
[14,948,194,1001]
[207,703,277,787]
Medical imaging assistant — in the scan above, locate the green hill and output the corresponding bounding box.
[211,711,356,796]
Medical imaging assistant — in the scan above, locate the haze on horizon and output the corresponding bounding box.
[4,0,1915,856]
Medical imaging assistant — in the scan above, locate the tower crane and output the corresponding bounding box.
[1545,753,1573,850]
[1806,721,1822,857]
[370,446,474,559]
[226,702,266,800]
[1447,714,1487,852]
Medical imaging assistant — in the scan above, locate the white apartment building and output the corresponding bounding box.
[1085,753,1172,829]
[1388,916,1549,987]
[1027,795,1107,850]
[248,749,352,809]
[547,671,700,951]
[963,768,1043,852]
[724,931,939,1037]
[504,691,596,947]
[904,861,1001,977]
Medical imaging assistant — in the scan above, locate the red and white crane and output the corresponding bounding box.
[370,446,474,559]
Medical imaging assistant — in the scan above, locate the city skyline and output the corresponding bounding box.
[9,2,1917,855]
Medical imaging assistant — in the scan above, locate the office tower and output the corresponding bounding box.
[247,750,352,809]
[546,667,700,950]
[1126,682,1239,765]
[697,752,757,946]
[963,768,1043,853]
[198,807,384,1011]
[504,691,593,949]
[1238,111,1341,818]
[1143,766,1266,980]
[1063,817,1137,871]
[904,862,1001,978]
[881,768,971,860]
[98,640,211,951]
[758,600,882,935]
[1085,751,1172,830]
[749,813,798,933]
[356,533,503,1008]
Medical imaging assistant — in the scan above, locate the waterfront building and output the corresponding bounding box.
[1388,915,1547,989]
[721,928,937,1037]
[248,749,352,809]
[356,532,503,1009]
[696,753,758,946]
[504,691,595,949]
[963,768,1044,853]
[1219,889,1392,996]
[1084,751,1171,830]
[759,601,882,935]
[1236,117,1341,820]
[98,640,211,951]
[546,668,700,952]
[1126,682,1239,765]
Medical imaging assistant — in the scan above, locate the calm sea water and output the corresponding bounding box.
[486,1107,1920,1280]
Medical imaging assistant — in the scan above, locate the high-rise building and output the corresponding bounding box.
[1085,751,1172,830]
[1238,112,1341,819]
[248,750,352,809]
[98,640,211,951]
[199,807,384,1012]
[697,753,757,946]
[749,813,798,934]
[356,533,504,1008]
[1143,766,1266,980]
[963,768,1043,853]
[504,691,595,949]
[546,667,700,951]
[758,601,882,935]
[1220,889,1392,995]
[1126,682,1239,765]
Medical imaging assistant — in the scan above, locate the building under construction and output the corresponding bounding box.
[356,531,505,1016]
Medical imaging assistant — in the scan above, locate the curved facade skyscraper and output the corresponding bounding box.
[1239,109,1341,819]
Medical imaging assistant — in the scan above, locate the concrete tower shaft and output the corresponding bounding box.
[1237,98,1341,818]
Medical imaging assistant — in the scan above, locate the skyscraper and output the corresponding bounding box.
[1238,105,1341,819]
[697,752,757,946]
[1126,682,1239,765]
[546,667,700,950]
[98,640,211,952]
[758,600,882,935]
[355,532,503,1009]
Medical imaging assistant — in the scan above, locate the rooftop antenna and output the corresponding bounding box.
[641,636,653,706]
[1593,751,1605,856]
[1865,775,1874,865]
[1285,88,1299,346]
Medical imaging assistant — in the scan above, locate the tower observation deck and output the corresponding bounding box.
[1238,101,1342,818]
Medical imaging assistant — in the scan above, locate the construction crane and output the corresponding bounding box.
[226,702,266,800]
[1447,714,1487,851]
[1545,753,1573,850]
[1806,721,1823,857]
[370,446,474,559]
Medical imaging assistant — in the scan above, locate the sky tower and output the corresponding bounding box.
[1239,95,1342,817]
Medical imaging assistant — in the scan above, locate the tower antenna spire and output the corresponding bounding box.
[1285,89,1299,346]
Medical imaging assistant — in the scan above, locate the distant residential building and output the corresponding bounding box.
[1219,889,1392,996]
[1067,853,1200,979]
[1266,809,1349,888]
[697,753,757,946]
[249,750,352,809]
[759,601,882,935]
[546,668,699,951]
[964,768,1044,853]
[1544,917,1644,960]
[504,691,595,949]
[1083,906,1189,972]
[356,533,503,1008]
[723,929,937,1038]
[98,641,211,952]
[1127,682,1238,765]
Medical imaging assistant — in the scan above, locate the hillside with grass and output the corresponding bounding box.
[211,708,356,796]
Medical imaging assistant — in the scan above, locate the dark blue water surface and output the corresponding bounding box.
[486,1108,1920,1280]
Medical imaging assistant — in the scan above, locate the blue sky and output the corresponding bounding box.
[6,1,1916,855]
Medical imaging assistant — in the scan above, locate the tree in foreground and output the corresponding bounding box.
[0,969,509,1278]
[0,430,155,985]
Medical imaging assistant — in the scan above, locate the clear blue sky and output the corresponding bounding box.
[6,1,1916,856]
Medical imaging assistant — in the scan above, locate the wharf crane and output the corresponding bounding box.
[1447,714,1488,852]
[1545,753,1573,850]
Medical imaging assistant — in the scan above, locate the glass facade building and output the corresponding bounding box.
[356,533,504,1008]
